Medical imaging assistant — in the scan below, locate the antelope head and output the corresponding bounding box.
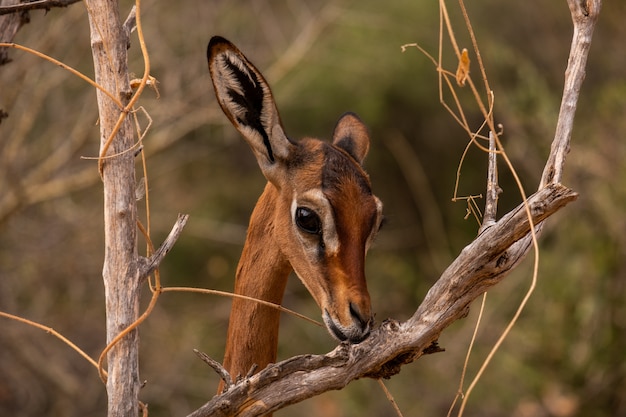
[207,36,383,344]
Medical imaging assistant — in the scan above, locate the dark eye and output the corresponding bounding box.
[295,207,322,235]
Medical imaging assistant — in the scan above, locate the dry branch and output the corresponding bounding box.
[194,349,234,392]
[540,0,602,188]
[188,183,577,417]
[479,132,500,233]
[0,0,22,66]
[0,0,82,67]
[187,1,600,415]
[0,0,80,15]
[139,213,189,282]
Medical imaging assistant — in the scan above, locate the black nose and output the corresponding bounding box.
[349,303,372,342]
[350,303,371,332]
[323,307,372,343]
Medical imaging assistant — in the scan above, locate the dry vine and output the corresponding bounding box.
[1,1,356,416]
[0,0,602,416]
[186,0,600,415]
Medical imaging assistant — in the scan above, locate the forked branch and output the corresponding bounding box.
[188,184,577,417]
[187,1,600,416]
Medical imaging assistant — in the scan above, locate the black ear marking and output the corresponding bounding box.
[334,136,358,160]
[332,112,371,165]
[208,36,278,164]
[221,58,274,162]
[208,36,297,184]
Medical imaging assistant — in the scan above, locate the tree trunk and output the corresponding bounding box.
[84,1,140,416]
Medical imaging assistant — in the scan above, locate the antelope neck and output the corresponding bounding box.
[221,185,292,387]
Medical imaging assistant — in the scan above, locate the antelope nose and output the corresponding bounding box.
[345,302,372,344]
[349,302,371,333]
[323,306,372,344]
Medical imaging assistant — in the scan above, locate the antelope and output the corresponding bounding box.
[206,36,384,392]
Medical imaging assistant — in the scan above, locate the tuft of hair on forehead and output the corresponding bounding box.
[321,143,372,196]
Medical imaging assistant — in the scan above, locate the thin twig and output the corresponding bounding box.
[377,379,404,417]
[446,292,487,417]
[98,212,185,384]
[0,0,81,15]
[0,42,122,107]
[479,131,500,233]
[161,287,324,328]
[194,349,233,392]
[455,9,602,409]
[0,311,104,375]
[123,5,137,38]
[139,213,189,282]
[457,7,603,404]
[457,245,539,415]
[245,364,258,379]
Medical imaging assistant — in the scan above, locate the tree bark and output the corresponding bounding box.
[84,1,140,417]
[540,0,602,188]
[0,0,25,66]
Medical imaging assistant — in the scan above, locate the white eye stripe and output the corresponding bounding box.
[291,190,340,255]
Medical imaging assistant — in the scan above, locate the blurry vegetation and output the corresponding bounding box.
[0,0,625,416]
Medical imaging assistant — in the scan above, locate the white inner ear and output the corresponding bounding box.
[291,190,339,255]
[222,51,257,89]
[213,54,251,120]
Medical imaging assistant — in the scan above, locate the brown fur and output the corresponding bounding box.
[208,38,383,401]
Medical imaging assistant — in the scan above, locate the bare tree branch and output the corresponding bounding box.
[0,0,82,67]
[187,1,600,415]
[540,0,602,188]
[479,131,500,234]
[122,5,136,39]
[0,0,26,66]
[138,213,189,282]
[0,0,80,15]
[188,183,578,417]
[194,349,234,393]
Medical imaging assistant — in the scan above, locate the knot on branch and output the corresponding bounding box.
[364,350,417,380]
[363,341,444,380]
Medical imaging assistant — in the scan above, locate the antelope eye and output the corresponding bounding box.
[295,207,322,235]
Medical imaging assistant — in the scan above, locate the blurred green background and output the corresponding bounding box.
[1,1,625,416]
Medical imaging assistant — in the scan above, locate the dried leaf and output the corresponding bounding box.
[130,75,160,98]
[456,48,470,87]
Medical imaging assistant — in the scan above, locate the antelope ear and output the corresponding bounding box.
[331,112,370,165]
[207,36,295,182]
